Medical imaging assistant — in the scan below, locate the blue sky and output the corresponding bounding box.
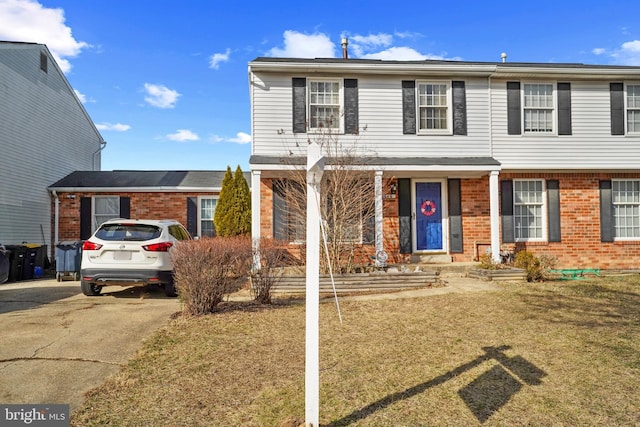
[1,0,640,172]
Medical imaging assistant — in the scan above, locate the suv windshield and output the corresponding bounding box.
[95,224,162,241]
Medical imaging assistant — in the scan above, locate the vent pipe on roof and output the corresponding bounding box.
[501,52,507,63]
[341,38,348,59]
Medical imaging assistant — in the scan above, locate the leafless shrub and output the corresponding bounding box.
[172,237,252,315]
[250,238,290,304]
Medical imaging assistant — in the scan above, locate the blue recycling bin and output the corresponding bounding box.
[55,241,81,281]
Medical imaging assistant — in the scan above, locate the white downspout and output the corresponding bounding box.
[52,190,59,246]
[92,140,107,171]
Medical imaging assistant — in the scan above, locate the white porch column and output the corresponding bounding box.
[251,170,262,269]
[489,170,501,263]
[374,171,384,257]
[305,142,324,427]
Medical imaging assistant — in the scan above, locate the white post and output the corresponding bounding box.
[251,170,262,270]
[489,170,501,263]
[374,171,384,257]
[306,142,324,427]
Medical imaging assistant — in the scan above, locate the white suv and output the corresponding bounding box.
[80,219,191,297]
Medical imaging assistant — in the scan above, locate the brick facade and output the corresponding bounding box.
[257,172,640,270]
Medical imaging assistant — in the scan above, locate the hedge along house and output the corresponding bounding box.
[48,170,251,245]
[248,53,640,270]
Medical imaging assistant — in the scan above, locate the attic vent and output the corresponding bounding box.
[40,51,48,73]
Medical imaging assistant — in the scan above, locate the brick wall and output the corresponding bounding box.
[52,191,215,243]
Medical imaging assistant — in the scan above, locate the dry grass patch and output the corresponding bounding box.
[72,276,640,426]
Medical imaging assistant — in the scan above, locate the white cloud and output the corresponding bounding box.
[143,83,180,108]
[267,30,335,58]
[228,132,252,144]
[209,132,252,144]
[361,47,433,61]
[0,0,89,73]
[592,48,606,55]
[167,129,199,142]
[95,122,131,132]
[209,48,230,69]
[73,89,86,103]
[608,40,640,65]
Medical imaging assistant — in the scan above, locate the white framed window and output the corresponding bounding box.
[198,196,218,237]
[627,84,640,134]
[92,196,120,232]
[417,81,451,133]
[612,180,640,239]
[308,79,342,131]
[523,83,555,133]
[513,180,546,241]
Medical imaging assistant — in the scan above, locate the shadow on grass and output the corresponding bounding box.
[329,345,546,426]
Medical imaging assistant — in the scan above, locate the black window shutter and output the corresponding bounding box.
[344,78,359,134]
[610,83,625,136]
[80,197,92,240]
[292,78,307,133]
[500,180,515,243]
[398,178,412,253]
[557,83,572,135]
[452,81,467,136]
[448,179,463,253]
[599,180,614,242]
[402,81,416,135]
[119,197,130,219]
[547,180,561,242]
[272,181,287,240]
[507,82,521,135]
[186,197,198,237]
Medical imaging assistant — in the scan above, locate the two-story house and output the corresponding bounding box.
[248,56,640,270]
[0,41,105,256]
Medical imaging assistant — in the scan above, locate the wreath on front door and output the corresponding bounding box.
[420,199,436,216]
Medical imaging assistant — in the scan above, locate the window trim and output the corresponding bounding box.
[307,78,344,133]
[197,195,218,238]
[513,179,547,243]
[625,82,640,135]
[522,82,557,135]
[416,80,453,135]
[612,179,640,241]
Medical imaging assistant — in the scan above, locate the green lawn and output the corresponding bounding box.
[72,276,640,426]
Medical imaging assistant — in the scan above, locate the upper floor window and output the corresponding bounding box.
[309,80,341,131]
[513,179,546,241]
[523,83,554,133]
[417,81,451,133]
[627,84,640,134]
[612,180,640,239]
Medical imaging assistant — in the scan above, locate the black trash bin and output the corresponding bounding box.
[0,247,9,284]
[5,245,27,282]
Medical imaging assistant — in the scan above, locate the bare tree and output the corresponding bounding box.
[274,127,376,274]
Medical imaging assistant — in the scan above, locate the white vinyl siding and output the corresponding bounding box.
[513,180,546,241]
[523,83,554,133]
[491,80,640,169]
[627,84,640,134]
[0,44,102,247]
[417,81,451,133]
[251,74,490,159]
[613,180,640,239]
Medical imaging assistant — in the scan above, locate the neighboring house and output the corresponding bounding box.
[47,170,251,242]
[248,55,640,269]
[0,41,105,252]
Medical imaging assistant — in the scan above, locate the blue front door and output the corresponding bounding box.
[415,182,443,251]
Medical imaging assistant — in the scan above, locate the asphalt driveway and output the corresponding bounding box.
[0,279,180,410]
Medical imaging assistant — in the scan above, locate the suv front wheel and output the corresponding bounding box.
[81,280,103,296]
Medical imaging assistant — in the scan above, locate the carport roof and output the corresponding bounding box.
[48,170,250,192]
